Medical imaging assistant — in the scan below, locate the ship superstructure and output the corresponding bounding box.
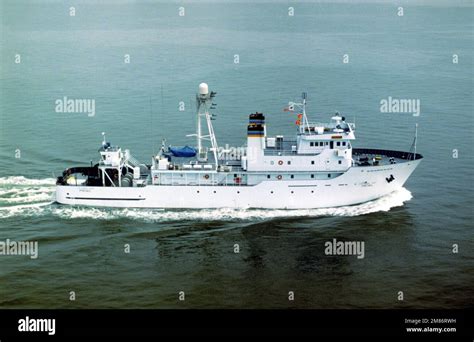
[55,83,422,209]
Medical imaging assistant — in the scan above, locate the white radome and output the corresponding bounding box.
[199,83,209,96]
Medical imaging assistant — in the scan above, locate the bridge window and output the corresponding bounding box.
[337,142,341,147]
[290,175,294,179]
[342,141,346,146]
[328,174,331,178]
[310,142,314,147]
[338,160,342,164]
[311,174,314,178]
[267,175,271,179]
[311,161,315,165]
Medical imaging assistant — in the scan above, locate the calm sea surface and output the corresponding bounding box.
[0,1,473,308]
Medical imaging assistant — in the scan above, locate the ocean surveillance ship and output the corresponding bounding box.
[55,83,423,209]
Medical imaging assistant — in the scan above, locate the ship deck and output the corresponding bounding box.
[352,148,422,167]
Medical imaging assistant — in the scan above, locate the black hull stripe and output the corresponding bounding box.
[288,185,319,187]
[66,197,145,201]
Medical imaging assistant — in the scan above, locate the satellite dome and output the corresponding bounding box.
[198,83,209,96]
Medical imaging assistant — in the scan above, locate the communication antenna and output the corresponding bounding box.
[289,92,311,135]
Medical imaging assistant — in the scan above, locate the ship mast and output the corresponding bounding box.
[289,92,311,135]
[195,83,219,167]
[414,123,418,161]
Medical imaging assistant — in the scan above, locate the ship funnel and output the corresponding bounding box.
[248,112,265,125]
[246,112,265,168]
[247,112,266,137]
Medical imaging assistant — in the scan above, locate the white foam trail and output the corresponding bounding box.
[0,187,54,204]
[51,206,117,220]
[0,187,412,221]
[0,201,53,219]
[0,177,56,218]
[0,176,56,186]
[0,193,54,204]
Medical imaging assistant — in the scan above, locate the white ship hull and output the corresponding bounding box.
[55,159,420,209]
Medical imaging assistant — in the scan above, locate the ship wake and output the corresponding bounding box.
[0,176,413,221]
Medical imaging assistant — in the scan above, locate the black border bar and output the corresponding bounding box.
[0,309,472,337]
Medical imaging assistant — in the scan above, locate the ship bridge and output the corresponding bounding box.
[245,96,356,173]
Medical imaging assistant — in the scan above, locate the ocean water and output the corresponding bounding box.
[0,1,473,309]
